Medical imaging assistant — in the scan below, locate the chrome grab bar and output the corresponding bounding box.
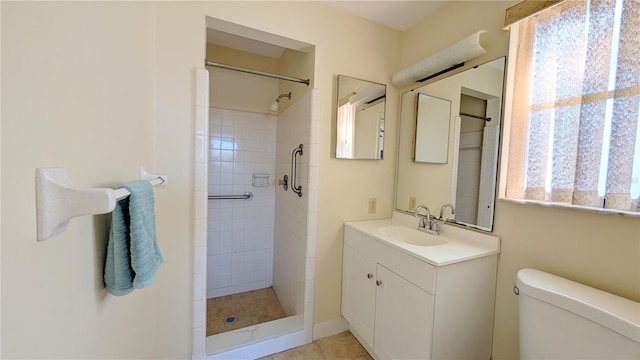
[291,144,303,197]
[208,192,253,201]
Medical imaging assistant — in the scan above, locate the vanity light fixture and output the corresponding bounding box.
[391,30,487,87]
[349,83,386,107]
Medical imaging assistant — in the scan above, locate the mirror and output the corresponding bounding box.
[415,94,452,163]
[396,57,505,231]
[336,75,386,159]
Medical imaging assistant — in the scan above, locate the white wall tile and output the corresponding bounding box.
[193,69,209,360]
[193,300,205,329]
[193,272,204,301]
[201,92,317,356]
[207,107,277,298]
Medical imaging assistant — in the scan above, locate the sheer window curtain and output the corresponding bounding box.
[506,0,640,213]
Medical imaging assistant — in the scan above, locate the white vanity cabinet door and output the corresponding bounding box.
[341,244,377,346]
[373,265,435,360]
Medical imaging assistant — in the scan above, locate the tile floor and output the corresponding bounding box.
[259,330,372,360]
[207,287,287,336]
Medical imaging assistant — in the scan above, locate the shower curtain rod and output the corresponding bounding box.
[460,112,491,122]
[205,60,310,86]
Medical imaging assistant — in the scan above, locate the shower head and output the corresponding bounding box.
[270,92,292,112]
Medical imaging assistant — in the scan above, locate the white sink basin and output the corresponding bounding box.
[344,211,500,266]
[377,226,447,246]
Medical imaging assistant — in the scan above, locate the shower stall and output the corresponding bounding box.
[196,24,317,358]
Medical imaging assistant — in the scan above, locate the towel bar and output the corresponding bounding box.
[35,166,167,241]
[114,177,166,201]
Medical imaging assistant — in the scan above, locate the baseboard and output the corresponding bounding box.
[312,317,349,341]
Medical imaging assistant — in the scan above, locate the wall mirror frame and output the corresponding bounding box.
[395,57,506,232]
[335,75,386,159]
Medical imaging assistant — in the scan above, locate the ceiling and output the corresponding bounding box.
[322,1,448,31]
[206,1,449,58]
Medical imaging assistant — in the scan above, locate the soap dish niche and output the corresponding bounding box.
[252,174,270,187]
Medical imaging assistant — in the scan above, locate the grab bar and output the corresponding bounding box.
[208,192,253,201]
[291,144,303,197]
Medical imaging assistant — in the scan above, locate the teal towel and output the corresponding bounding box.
[104,180,163,296]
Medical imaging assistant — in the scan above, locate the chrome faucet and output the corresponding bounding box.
[414,204,431,228]
[414,204,439,235]
[439,203,456,222]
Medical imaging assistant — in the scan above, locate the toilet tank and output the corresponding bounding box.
[516,268,640,359]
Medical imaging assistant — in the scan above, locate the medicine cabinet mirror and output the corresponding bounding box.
[415,94,452,163]
[335,75,386,159]
[396,57,506,231]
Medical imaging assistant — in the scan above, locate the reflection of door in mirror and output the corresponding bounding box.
[336,75,386,160]
[395,57,505,232]
[454,90,501,229]
[456,95,488,227]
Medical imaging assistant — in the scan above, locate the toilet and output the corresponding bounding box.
[516,268,640,359]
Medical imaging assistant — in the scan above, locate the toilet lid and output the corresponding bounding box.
[517,268,640,343]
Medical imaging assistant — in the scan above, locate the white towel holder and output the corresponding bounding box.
[35,166,167,241]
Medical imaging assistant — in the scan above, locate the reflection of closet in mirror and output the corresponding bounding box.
[335,75,386,159]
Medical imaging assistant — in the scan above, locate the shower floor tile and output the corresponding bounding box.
[206,287,287,336]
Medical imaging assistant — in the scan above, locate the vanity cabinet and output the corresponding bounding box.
[342,246,435,359]
[341,225,498,360]
[373,264,435,359]
[342,244,377,345]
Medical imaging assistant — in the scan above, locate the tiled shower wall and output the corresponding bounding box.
[207,107,277,298]
[273,90,318,325]
[194,84,318,359]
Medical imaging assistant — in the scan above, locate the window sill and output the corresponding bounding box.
[497,197,640,218]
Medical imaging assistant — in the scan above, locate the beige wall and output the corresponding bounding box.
[5,2,634,359]
[402,2,640,359]
[153,0,401,335]
[278,48,315,115]
[206,43,280,114]
[2,2,158,358]
[396,62,503,214]
[3,1,400,358]
[353,102,383,159]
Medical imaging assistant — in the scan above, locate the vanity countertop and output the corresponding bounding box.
[345,211,500,267]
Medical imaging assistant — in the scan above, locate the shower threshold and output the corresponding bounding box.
[205,314,304,357]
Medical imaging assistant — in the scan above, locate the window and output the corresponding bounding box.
[336,101,356,158]
[504,0,640,214]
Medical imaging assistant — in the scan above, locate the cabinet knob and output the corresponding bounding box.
[367,273,373,279]
[376,280,383,286]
